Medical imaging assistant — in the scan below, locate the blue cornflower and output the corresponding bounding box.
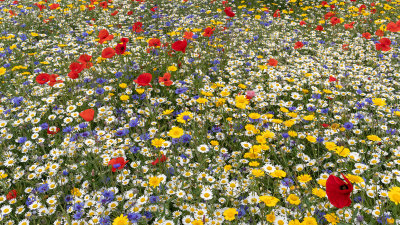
[180,134,192,143]
[96,88,105,95]
[127,213,142,223]
[175,87,188,94]
[78,123,88,129]
[17,137,27,144]
[149,196,159,203]
[282,133,289,138]
[40,123,49,130]
[100,216,111,225]
[343,122,353,130]
[38,183,49,193]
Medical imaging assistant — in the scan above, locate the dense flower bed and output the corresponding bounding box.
[0,0,400,224]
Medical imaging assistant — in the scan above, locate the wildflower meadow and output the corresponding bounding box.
[1,0,400,224]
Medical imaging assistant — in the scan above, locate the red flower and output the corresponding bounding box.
[133,22,144,33]
[362,32,371,39]
[98,29,114,44]
[321,1,328,5]
[322,123,330,128]
[172,40,188,53]
[120,37,129,44]
[78,54,92,64]
[35,73,50,84]
[151,154,167,166]
[47,127,60,135]
[387,21,400,32]
[375,38,391,52]
[108,157,129,172]
[115,44,127,55]
[329,76,337,82]
[299,21,306,26]
[294,41,304,49]
[69,62,85,73]
[344,22,355,30]
[183,31,194,40]
[326,173,353,208]
[134,73,152,87]
[149,38,161,47]
[224,7,235,17]
[273,10,280,18]
[48,74,63,87]
[159,73,173,86]
[49,3,59,10]
[6,190,17,200]
[102,47,116,58]
[203,27,215,37]
[316,25,324,31]
[99,1,108,9]
[324,12,335,20]
[68,71,79,79]
[268,58,278,66]
[79,109,95,121]
[375,29,384,37]
[111,10,118,16]
[330,17,340,26]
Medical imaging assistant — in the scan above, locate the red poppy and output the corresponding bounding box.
[47,127,60,135]
[375,29,384,37]
[102,47,116,58]
[108,157,129,172]
[358,4,367,12]
[159,73,173,86]
[268,58,278,66]
[224,7,235,17]
[387,21,400,32]
[120,37,129,44]
[183,31,194,40]
[321,1,328,6]
[370,8,376,14]
[172,40,187,53]
[149,38,161,47]
[115,44,127,55]
[273,10,280,18]
[69,62,85,73]
[326,173,353,208]
[151,154,167,166]
[322,123,330,128]
[324,12,335,20]
[344,22,355,29]
[6,190,17,200]
[362,32,371,39]
[134,73,152,87]
[316,25,324,31]
[49,3,59,10]
[329,76,337,82]
[330,17,340,26]
[375,38,391,52]
[203,27,215,37]
[299,21,306,26]
[342,44,349,50]
[150,6,157,12]
[111,10,118,16]
[294,41,304,49]
[78,54,92,64]
[98,29,114,44]
[48,74,63,87]
[35,73,50,84]
[79,109,95,121]
[68,71,79,79]
[99,1,108,8]
[133,22,144,33]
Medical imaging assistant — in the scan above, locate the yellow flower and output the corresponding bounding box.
[248,113,261,120]
[0,67,6,76]
[248,161,260,167]
[196,98,208,104]
[224,165,232,172]
[367,135,381,142]
[71,188,82,197]
[303,115,314,121]
[136,88,145,94]
[266,212,276,222]
[210,140,219,146]
[325,142,337,151]
[312,188,326,198]
[238,84,247,89]
[297,174,312,183]
[262,130,275,139]
[168,65,177,71]
[388,187,400,205]
[191,220,204,225]
[306,136,316,143]
[301,217,317,225]
[113,214,129,225]
[120,95,129,101]
[324,213,339,225]
[149,176,161,188]
[346,174,363,184]
[289,219,301,225]
[259,195,280,207]
[119,83,127,88]
[151,138,165,148]
[288,130,297,137]
[223,208,238,221]
[335,146,350,157]
[270,170,286,178]
[317,179,327,187]
[287,194,301,205]
[168,127,184,139]
[283,119,295,127]
[372,98,386,106]
[177,111,193,123]
[220,90,230,97]
[163,109,174,115]
[251,169,265,177]
[235,95,249,109]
